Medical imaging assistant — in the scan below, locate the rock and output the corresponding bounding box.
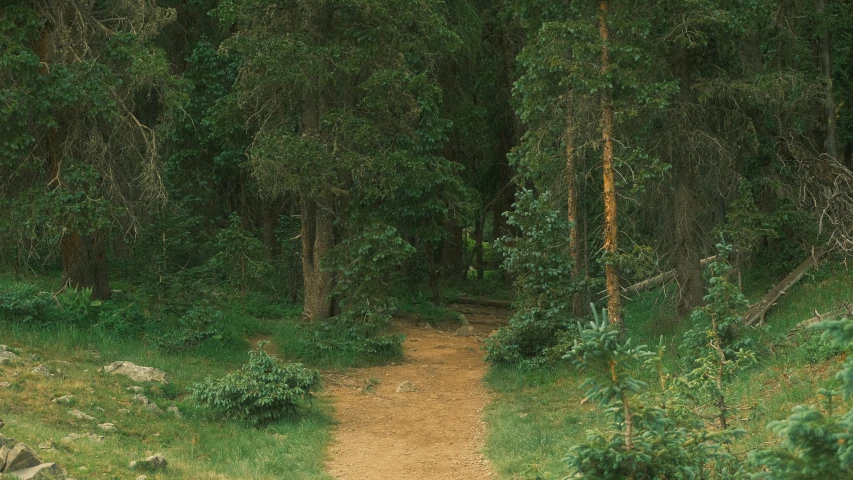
[3,462,66,479]
[0,383,10,388]
[97,423,116,433]
[454,325,475,337]
[145,403,163,415]
[0,351,18,366]
[396,381,416,393]
[126,386,144,394]
[51,396,73,405]
[0,433,17,448]
[129,455,167,472]
[67,410,96,422]
[61,433,103,443]
[167,406,181,418]
[36,441,55,451]
[131,394,150,405]
[99,362,168,384]
[5,443,42,472]
[30,365,53,378]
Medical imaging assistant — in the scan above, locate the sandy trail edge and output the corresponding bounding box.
[323,307,506,480]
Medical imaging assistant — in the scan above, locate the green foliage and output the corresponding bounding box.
[750,318,853,478]
[154,306,227,354]
[208,214,271,293]
[486,190,580,365]
[0,282,51,322]
[190,343,320,426]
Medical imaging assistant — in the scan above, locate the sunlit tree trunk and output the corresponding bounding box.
[599,0,622,325]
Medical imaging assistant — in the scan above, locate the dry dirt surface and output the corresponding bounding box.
[324,305,507,480]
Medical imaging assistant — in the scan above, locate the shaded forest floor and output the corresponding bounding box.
[323,305,508,480]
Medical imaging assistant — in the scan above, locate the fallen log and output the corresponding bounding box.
[454,296,513,308]
[786,307,849,338]
[743,252,821,328]
[622,255,717,296]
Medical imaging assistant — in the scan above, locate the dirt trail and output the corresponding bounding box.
[324,305,508,480]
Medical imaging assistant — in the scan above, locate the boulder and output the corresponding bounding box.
[454,325,475,337]
[100,362,168,384]
[129,455,167,472]
[30,365,53,378]
[0,351,18,366]
[2,462,65,479]
[4,443,41,472]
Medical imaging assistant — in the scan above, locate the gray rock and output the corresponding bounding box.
[97,423,116,433]
[67,410,95,422]
[131,394,150,405]
[0,445,8,472]
[454,325,475,337]
[99,362,168,384]
[51,396,73,405]
[167,406,181,418]
[396,381,416,393]
[0,351,18,366]
[30,365,53,378]
[145,403,163,416]
[36,441,55,451]
[129,454,167,472]
[61,433,103,443]
[4,443,41,472]
[3,462,66,479]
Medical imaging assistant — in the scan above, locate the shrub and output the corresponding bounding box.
[0,282,52,322]
[190,343,320,425]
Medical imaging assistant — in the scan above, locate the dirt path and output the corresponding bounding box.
[323,305,507,480]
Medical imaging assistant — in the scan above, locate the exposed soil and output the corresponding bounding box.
[323,304,508,480]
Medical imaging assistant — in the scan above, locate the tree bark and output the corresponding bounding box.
[61,231,111,301]
[672,155,704,315]
[816,0,838,160]
[300,195,335,322]
[599,0,622,325]
[566,95,585,317]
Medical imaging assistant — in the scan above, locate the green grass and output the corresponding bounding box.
[483,262,853,479]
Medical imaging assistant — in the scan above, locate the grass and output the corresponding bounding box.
[483,262,853,479]
[0,274,341,480]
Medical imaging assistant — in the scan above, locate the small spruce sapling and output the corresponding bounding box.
[750,318,853,478]
[680,240,755,430]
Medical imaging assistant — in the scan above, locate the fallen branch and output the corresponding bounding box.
[743,252,821,328]
[454,297,513,308]
[622,255,717,296]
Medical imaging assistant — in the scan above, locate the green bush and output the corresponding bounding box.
[190,343,320,425]
[0,282,53,322]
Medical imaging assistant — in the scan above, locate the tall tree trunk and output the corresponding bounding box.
[440,221,465,278]
[566,95,585,317]
[474,216,484,280]
[816,0,838,160]
[599,0,622,325]
[672,155,704,315]
[426,242,441,305]
[299,81,334,322]
[300,195,334,322]
[61,231,111,301]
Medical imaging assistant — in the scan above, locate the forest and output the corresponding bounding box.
[2,0,853,479]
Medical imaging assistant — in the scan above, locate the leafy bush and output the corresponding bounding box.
[486,190,582,366]
[190,343,320,425]
[0,282,53,322]
[154,306,227,353]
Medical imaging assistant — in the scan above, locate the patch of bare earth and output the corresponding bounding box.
[324,305,507,480]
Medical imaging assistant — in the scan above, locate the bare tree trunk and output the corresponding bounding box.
[300,196,334,322]
[672,156,704,315]
[566,95,584,317]
[61,231,111,301]
[817,0,838,160]
[599,0,622,325]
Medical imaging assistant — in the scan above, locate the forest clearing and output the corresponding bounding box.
[4,0,853,479]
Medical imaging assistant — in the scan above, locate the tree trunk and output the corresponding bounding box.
[300,196,335,322]
[672,155,704,315]
[61,231,111,301]
[599,0,622,325]
[566,95,585,317]
[426,242,441,305]
[440,221,465,278]
[474,217,484,280]
[816,0,838,160]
